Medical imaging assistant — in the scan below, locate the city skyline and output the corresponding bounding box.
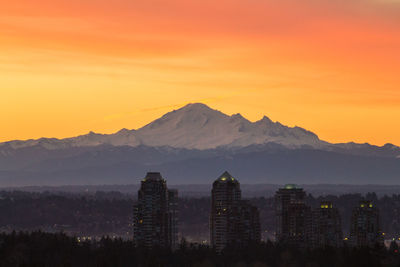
[131,171,382,250]
[1,0,400,145]
[1,1,399,265]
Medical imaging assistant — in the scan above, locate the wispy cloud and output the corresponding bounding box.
[0,0,399,145]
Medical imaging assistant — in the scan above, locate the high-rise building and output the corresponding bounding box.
[168,189,179,249]
[275,184,312,247]
[236,200,261,245]
[210,171,260,251]
[349,200,382,247]
[312,201,343,248]
[133,172,178,249]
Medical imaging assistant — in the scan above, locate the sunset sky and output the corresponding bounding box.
[1,0,399,145]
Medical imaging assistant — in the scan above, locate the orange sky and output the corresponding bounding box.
[0,0,399,145]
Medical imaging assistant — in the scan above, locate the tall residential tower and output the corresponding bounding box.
[349,200,382,247]
[275,184,312,247]
[312,201,343,247]
[133,172,178,249]
[210,171,260,252]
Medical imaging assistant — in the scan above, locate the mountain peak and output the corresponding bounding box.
[116,128,131,134]
[0,103,331,150]
[180,103,214,112]
[383,143,396,148]
[230,113,248,121]
[257,115,273,124]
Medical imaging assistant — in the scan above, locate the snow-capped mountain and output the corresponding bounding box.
[135,103,325,149]
[0,103,399,186]
[0,103,326,150]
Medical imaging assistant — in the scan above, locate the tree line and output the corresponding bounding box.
[1,231,400,267]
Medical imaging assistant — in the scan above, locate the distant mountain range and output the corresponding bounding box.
[0,103,399,186]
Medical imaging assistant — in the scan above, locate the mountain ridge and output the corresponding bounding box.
[3,102,395,153]
[1,102,400,186]
[1,145,400,186]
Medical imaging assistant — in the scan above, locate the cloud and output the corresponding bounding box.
[0,0,399,145]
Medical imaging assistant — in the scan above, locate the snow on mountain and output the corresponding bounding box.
[328,142,400,158]
[1,131,138,150]
[0,103,397,154]
[133,103,321,149]
[0,103,324,150]
[132,103,326,149]
[64,130,140,147]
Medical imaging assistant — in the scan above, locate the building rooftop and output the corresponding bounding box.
[283,184,300,190]
[215,171,239,184]
[320,201,333,209]
[143,172,163,181]
[359,200,374,208]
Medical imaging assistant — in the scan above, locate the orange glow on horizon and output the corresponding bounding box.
[0,0,399,145]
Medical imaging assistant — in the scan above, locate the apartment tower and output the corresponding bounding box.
[133,172,178,249]
[210,171,260,252]
[275,184,312,247]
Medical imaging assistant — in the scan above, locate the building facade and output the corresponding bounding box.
[312,201,343,248]
[133,172,178,249]
[275,184,312,247]
[236,200,261,245]
[210,171,260,251]
[349,200,382,247]
[168,189,179,249]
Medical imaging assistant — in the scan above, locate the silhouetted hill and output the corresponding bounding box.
[0,145,399,186]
